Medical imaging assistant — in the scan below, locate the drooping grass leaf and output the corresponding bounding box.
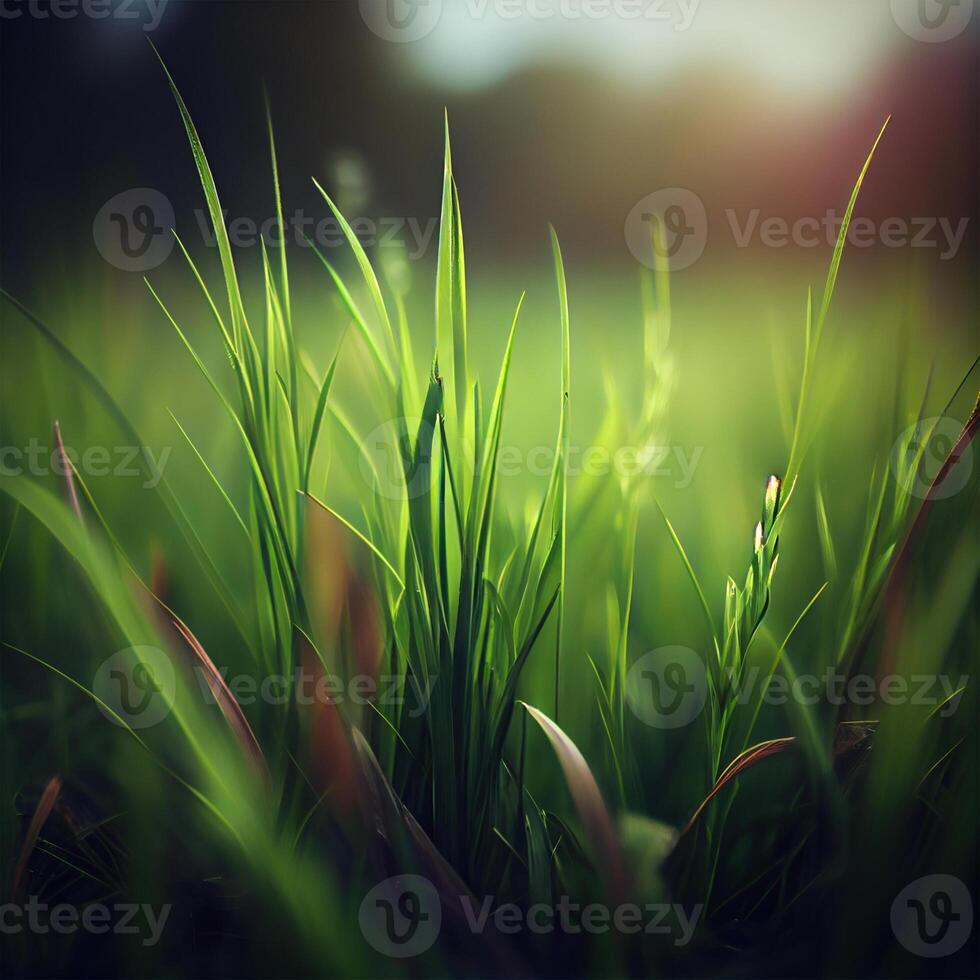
[521,702,629,905]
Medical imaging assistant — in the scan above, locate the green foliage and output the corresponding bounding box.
[1,73,976,980]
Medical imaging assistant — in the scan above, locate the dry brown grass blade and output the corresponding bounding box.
[521,702,630,906]
[855,396,979,680]
[351,728,474,899]
[350,729,530,976]
[53,421,82,522]
[680,722,879,837]
[170,616,270,785]
[681,738,796,836]
[303,496,383,680]
[12,775,63,897]
[300,631,362,815]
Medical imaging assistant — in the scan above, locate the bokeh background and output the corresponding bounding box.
[2,0,978,280]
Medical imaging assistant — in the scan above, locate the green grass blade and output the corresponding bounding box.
[311,177,397,359]
[303,340,344,492]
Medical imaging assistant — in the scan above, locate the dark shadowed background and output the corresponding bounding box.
[1,0,977,296]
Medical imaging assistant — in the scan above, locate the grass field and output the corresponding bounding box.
[1,69,977,979]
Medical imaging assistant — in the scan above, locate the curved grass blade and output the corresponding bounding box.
[52,422,82,522]
[151,43,248,349]
[306,237,395,389]
[169,411,248,536]
[170,617,270,785]
[311,178,397,360]
[12,775,62,897]
[550,227,570,721]
[436,116,468,422]
[0,290,249,638]
[680,737,796,836]
[655,500,720,662]
[303,492,404,589]
[304,339,344,492]
[521,702,629,905]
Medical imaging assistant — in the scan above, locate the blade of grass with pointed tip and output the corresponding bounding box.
[306,238,394,389]
[311,178,397,359]
[152,44,249,350]
[521,702,629,905]
[169,411,248,537]
[303,492,404,589]
[12,775,62,897]
[303,341,343,492]
[170,617,270,784]
[655,500,720,665]
[436,116,469,425]
[549,228,570,721]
